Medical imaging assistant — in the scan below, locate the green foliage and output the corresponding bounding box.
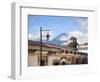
[68,36,79,50]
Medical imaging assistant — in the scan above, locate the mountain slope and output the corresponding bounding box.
[50,33,68,46]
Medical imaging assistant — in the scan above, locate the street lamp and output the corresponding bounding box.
[46,32,50,41]
[40,27,50,66]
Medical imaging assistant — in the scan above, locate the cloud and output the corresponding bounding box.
[28,33,33,40]
[75,17,88,30]
[28,31,54,41]
[56,35,66,41]
[42,30,54,41]
[59,37,68,41]
[28,33,40,41]
[68,31,88,44]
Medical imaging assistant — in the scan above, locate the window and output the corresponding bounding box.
[61,50,64,53]
[53,60,60,65]
[68,58,71,61]
[74,52,76,55]
[65,50,68,54]
[70,51,73,54]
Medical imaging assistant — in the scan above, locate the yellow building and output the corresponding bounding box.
[28,40,88,66]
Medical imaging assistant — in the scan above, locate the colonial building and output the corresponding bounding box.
[28,40,88,66]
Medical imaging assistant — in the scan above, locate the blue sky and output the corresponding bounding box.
[28,15,88,43]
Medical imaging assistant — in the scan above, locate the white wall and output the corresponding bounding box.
[0,0,100,81]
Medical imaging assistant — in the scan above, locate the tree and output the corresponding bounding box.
[67,36,79,51]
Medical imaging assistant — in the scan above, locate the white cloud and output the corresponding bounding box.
[28,31,54,41]
[42,31,54,41]
[75,18,88,30]
[28,33,40,41]
[68,31,88,44]
[59,35,68,41]
[28,33,33,40]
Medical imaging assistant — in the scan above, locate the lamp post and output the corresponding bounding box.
[40,27,50,66]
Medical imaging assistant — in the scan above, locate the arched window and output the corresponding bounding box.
[65,50,68,54]
[61,50,64,53]
[52,60,60,65]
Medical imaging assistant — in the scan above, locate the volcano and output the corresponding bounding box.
[50,33,68,46]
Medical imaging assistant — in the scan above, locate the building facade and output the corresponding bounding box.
[28,40,88,66]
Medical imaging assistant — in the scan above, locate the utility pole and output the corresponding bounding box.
[40,27,50,66]
[40,27,42,66]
